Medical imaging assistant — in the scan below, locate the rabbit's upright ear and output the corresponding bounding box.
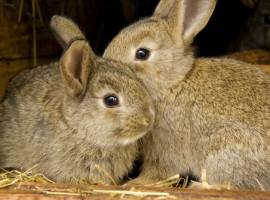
[60,40,95,97]
[154,0,216,44]
[153,0,175,18]
[50,15,86,49]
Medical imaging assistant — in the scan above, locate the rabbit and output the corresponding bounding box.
[103,0,270,190]
[0,15,155,185]
[232,0,270,51]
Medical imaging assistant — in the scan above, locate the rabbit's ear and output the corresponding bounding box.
[155,0,216,44]
[50,15,86,49]
[153,0,175,18]
[60,40,95,97]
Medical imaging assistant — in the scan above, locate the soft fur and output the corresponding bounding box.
[0,16,155,184]
[103,0,270,189]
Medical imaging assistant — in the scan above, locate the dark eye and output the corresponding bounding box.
[135,48,150,60]
[103,94,119,107]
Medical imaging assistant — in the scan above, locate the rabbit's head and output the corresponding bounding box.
[51,16,155,148]
[104,0,216,98]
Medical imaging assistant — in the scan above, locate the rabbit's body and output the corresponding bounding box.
[0,16,155,184]
[139,58,270,189]
[104,0,270,189]
[0,63,139,183]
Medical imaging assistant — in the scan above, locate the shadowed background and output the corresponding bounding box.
[0,0,270,98]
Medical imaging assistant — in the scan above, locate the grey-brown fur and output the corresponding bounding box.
[0,16,155,184]
[103,0,270,189]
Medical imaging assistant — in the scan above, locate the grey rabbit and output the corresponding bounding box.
[103,0,270,190]
[0,16,155,184]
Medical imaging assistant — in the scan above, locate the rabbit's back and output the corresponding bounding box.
[0,62,63,134]
[4,62,61,101]
[155,58,270,181]
[0,63,64,168]
[186,59,270,188]
[180,58,270,167]
[188,58,270,131]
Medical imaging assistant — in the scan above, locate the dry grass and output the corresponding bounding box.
[0,167,55,189]
[0,167,186,199]
[0,166,236,200]
[0,169,268,200]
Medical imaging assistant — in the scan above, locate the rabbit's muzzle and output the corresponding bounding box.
[117,107,155,145]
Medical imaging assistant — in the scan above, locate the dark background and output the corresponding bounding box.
[0,0,252,59]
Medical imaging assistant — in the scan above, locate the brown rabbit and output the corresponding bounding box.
[103,0,270,190]
[0,16,155,184]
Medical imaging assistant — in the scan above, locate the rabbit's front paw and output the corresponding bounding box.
[189,169,231,190]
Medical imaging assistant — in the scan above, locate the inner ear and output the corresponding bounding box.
[60,41,94,97]
[67,47,83,83]
[183,0,213,40]
[182,0,216,42]
[165,0,216,44]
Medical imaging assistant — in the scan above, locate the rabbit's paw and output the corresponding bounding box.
[189,169,231,190]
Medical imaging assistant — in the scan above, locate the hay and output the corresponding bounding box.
[0,167,54,189]
[41,189,173,198]
[0,168,184,198]
[0,167,236,199]
[0,168,184,188]
[16,0,44,67]
[136,175,188,188]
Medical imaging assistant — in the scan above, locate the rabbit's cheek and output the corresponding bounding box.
[104,109,117,120]
[134,64,157,82]
[117,126,148,146]
[118,132,147,146]
[134,63,147,74]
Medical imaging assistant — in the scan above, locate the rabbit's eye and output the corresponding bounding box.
[135,48,150,60]
[103,94,119,107]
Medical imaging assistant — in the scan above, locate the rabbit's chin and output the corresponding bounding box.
[117,131,148,146]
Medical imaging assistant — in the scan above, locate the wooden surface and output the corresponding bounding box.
[0,183,269,200]
[0,5,60,60]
